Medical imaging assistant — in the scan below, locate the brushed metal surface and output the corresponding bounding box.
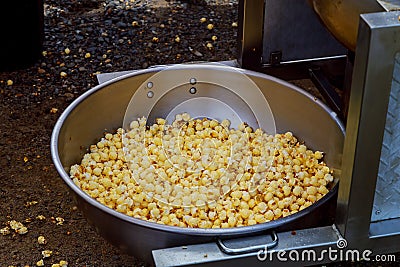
[337,12,400,253]
[51,65,344,264]
[370,217,400,238]
[152,226,340,267]
[309,0,383,51]
[237,0,264,68]
[372,53,400,222]
[122,64,276,134]
[378,0,400,11]
[262,0,345,64]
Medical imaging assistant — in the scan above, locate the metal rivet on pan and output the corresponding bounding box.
[375,210,381,215]
[147,81,153,89]
[189,78,197,85]
[147,91,154,98]
[189,87,197,94]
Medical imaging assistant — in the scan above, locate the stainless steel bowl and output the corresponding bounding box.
[51,65,344,264]
[309,0,383,51]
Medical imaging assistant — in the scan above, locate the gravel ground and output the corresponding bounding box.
[0,1,399,267]
[0,1,238,266]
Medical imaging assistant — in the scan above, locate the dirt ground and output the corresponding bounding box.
[0,1,238,266]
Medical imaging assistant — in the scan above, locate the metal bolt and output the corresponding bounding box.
[375,209,381,215]
[189,78,197,85]
[147,91,154,98]
[147,82,153,89]
[189,87,197,94]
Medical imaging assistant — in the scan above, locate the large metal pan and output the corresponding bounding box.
[309,0,383,51]
[51,65,344,265]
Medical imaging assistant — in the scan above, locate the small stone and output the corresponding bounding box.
[64,93,75,99]
[7,80,13,86]
[112,255,120,261]
[38,68,46,74]
[189,47,203,57]
[116,22,126,28]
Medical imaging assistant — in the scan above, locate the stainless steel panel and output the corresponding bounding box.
[370,217,400,238]
[152,226,341,267]
[337,11,400,252]
[262,0,346,64]
[372,52,400,222]
[377,0,400,11]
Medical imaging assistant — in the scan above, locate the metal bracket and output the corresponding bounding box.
[237,0,264,69]
[337,11,400,252]
[269,51,282,66]
[309,67,343,118]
